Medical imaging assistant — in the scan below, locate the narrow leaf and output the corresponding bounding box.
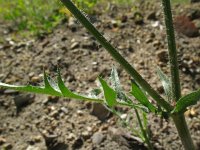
[131,80,156,112]
[157,67,172,102]
[99,77,117,107]
[142,112,148,130]
[57,68,75,97]
[172,89,200,113]
[0,82,62,96]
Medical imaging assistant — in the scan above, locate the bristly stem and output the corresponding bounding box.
[162,0,195,149]
[161,0,181,101]
[60,0,172,111]
[172,114,195,150]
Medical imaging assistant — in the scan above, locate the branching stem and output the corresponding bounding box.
[60,0,172,111]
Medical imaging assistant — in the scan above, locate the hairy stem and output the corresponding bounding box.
[161,0,181,101]
[162,0,195,149]
[172,114,195,150]
[60,0,172,111]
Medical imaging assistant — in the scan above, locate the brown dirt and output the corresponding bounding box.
[0,1,200,150]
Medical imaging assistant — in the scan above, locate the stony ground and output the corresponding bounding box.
[0,1,200,150]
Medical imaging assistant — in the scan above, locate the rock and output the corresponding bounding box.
[31,76,41,82]
[67,133,76,141]
[70,42,79,49]
[185,108,197,117]
[49,110,59,118]
[151,21,160,28]
[14,94,35,111]
[27,135,42,145]
[91,103,110,121]
[120,114,128,119]
[60,107,69,114]
[86,126,92,132]
[28,72,35,78]
[156,49,168,63]
[68,17,77,32]
[82,41,97,50]
[91,132,105,145]
[147,11,157,20]
[111,20,118,28]
[87,72,98,82]
[145,37,153,44]
[66,74,76,82]
[81,131,91,140]
[193,19,200,29]
[3,89,18,94]
[108,127,129,147]
[77,110,84,116]
[108,127,147,149]
[72,137,84,149]
[26,145,40,150]
[174,15,199,37]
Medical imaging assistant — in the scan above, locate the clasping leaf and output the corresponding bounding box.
[172,89,200,113]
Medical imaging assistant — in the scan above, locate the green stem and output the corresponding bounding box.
[172,114,195,150]
[162,0,195,149]
[161,0,181,101]
[60,0,172,112]
[135,109,154,150]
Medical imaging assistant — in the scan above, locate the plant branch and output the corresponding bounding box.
[135,109,154,150]
[161,0,181,101]
[60,0,172,111]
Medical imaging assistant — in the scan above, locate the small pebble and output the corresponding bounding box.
[91,132,105,145]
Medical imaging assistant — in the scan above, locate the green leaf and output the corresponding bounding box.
[57,68,76,97]
[131,80,156,113]
[99,77,117,107]
[0,82,62,97]
[172,89,200,113]
[157,67,172,102]
[142,112,148,130]
[0,68,104,103]
[110,67,128,101]
[56,68,103,102]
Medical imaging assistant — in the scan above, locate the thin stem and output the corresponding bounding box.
[135,109,154,150]
[172,114,195,150]
[161,0,181,101]
[60,0,172,112]
[162,0,195,149]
